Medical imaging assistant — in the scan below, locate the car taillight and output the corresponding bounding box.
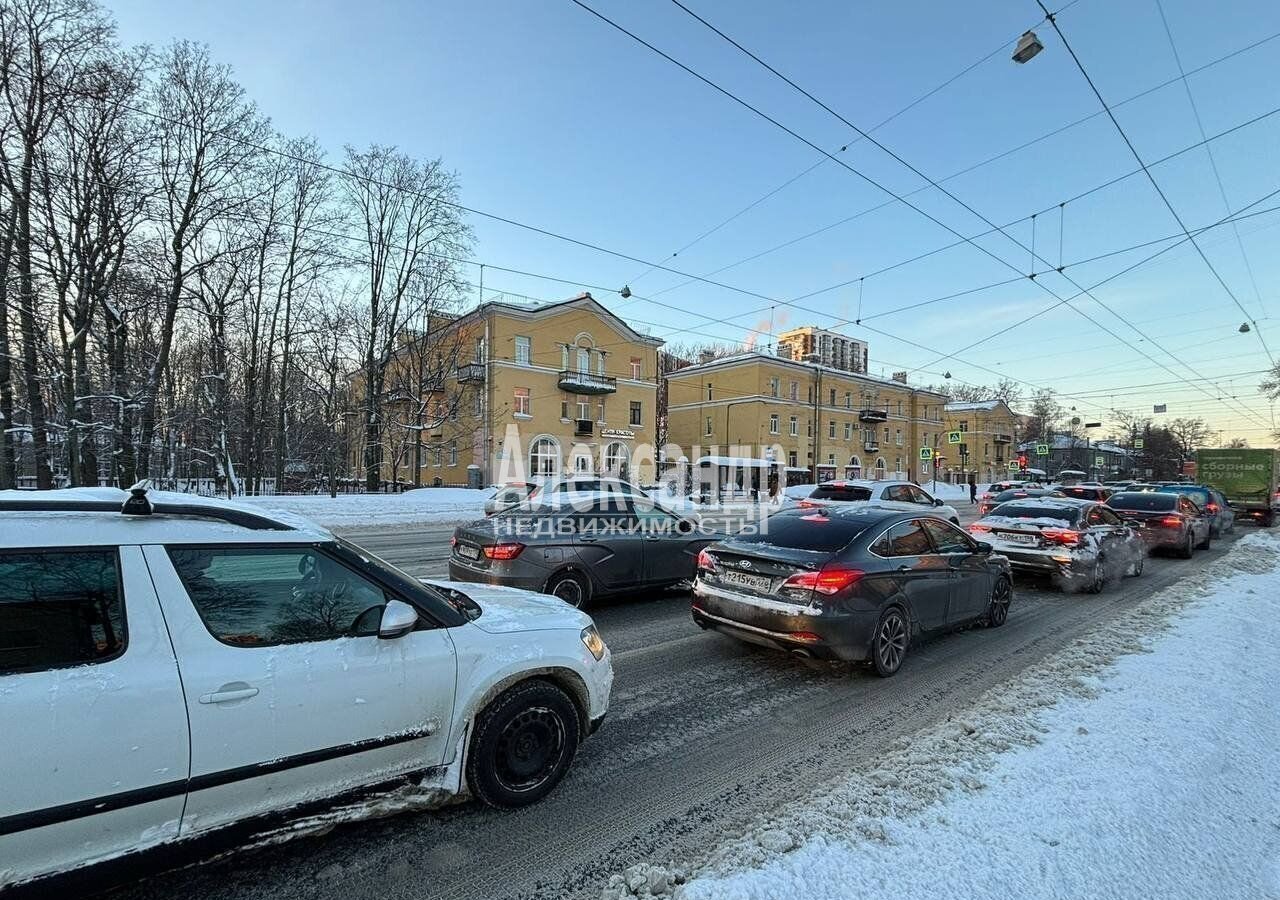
[1205,502,1219,513]
[968,523,992,533]
[449,535,457,547]
[797,499,819,509]
[484,542,524,560]
[1158,516,1183,527]
[781,565,864,596]
[1041,529,1081,546]
[697,548,718,571]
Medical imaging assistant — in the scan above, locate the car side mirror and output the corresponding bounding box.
[933,498,944,507]
[975,541,993,554]
[378,599,419,640]
[676,518,695,535]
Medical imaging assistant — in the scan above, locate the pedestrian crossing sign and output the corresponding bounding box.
[919,447,933,460]
[947,431,962,444]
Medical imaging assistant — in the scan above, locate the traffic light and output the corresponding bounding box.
[1017,454,1027,468]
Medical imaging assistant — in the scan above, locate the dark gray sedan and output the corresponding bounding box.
[691,507,1012,676]
[449,495,718,608]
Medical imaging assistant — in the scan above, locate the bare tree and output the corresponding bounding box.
[136,40,268,481]
[342,144,469,491]
[0,0,113,487]
[1166,417,1209,458]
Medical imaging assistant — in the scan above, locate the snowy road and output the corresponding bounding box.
[100,521,1248,900]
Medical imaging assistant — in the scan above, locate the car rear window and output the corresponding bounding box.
[1059,486,1104,499]
[1108,493,1176,511]
[989,502,1080,524]
[808,484,873,502]
[1157,486,1210,506]
[731,512,873,552]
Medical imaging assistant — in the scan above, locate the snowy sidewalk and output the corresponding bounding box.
[632,532,1280,900]
[239,488,493,529]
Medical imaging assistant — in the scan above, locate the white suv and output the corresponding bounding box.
[0,487,612,888]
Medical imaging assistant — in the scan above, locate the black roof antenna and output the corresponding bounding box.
[121,480,153,516]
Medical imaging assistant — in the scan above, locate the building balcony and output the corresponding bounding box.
[993,433,1013,443]
[574,419,594,437]
[558,370,617,394]
[858,408,888,423]
[863,440,880,452]
[456,363,485,383]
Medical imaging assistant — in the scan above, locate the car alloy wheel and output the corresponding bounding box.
[986,577,1011,627]
[1087,559,1106,594]
[494,706,566,793]
[546,571,589,608]
[873,609,908,677]
[1129,553,1145,577]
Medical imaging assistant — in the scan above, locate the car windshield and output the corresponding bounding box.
[988,502,1080,525]
[808,484,873,501]
[729,511,875,552]
[1157,485,1211,506]
[1108,493,1177,511]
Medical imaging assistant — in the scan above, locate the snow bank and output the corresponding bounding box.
[610,531,1280,900]
[240,488,494,528]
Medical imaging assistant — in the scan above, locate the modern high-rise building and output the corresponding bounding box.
[775,326,868,374]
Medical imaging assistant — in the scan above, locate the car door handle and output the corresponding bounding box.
[896,564,912,572]
[644,534,661,541]
[579,536,598,543]
[199,683,259,704]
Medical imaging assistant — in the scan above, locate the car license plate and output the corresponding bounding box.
[721,570,771,592]
[457,544,480,560]
[1001,532,1038,545]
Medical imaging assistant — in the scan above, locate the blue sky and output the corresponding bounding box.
[109,0,1280,442]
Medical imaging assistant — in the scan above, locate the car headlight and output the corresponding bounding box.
[580,625,606,661]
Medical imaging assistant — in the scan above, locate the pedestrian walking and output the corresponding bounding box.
[968,479,977,505]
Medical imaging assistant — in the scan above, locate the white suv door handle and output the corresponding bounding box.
[199,683,259,704]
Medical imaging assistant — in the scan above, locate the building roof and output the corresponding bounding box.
[668,350,947,396]
[461,292,664,347]
[1016,434,1132,455]
[945,399,1007,412]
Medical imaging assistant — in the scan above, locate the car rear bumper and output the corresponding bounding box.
[1132,526,1185,548]
[990,544,1095,581]
[447,558,548,593]
[691,581,877,661]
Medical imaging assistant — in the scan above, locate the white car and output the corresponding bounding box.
[0,486,612,888]
[797,479,962,525]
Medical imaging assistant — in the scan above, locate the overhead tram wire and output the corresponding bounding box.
[1036,0,1275,367]
[577,1,1274,430]
[639,25,1280,305]
[1155,0,1269,321]
[661,0,1275,429]
[621,19,1031,289]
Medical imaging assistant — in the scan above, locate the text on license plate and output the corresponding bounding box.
[457,544,481,560]
[721,570,772,592]
[1000,532,1038,545]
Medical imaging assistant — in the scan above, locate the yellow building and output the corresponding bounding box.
[353,293,663,486]
[665,351,949,482]
[940,399,1022,483]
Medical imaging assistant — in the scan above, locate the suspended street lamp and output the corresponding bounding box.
[1012,30,1044,64]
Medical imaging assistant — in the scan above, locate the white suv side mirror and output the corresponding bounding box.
[378,599,419,640]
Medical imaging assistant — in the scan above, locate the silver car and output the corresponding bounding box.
[484,482,537,516]
[449,494,718,608]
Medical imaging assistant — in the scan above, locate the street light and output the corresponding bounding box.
[1012,30,1044,64]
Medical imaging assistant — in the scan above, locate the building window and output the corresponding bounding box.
[895,456,902,473]
[895,429,903,446]
[827,452,836,466]
[897,400,903,416]
[874,457,887,479]
[829,389,836,405]
[531,437,560,476]
[597,351,606,375]
[828,420,836,439]
[788,450,798,468]
[705,416,713,435]
[448,441,458,466]
[844,422,853,441]
[514,387,531,417]
[561,344,569,369]
[630,401,642,426]
[597,399,607,423]
[883,426,890,443]
[769,377,780,398]
[844,391,852,409]
[920,459,930,475]
[474,337,485,364]
[576,347,590,374]
[769,414,779,434]
[515,335,531,366]
[473,392,482,416]
[959,421,969,432]
[603,441,628,475]
[433,448,442,467]
[560,400,570,421]
[577,396,590,420]
[706,383,713,401]
[807,421,813,437]
[789,381,799,401]
[789,415,798,436]
[630,357,642,379]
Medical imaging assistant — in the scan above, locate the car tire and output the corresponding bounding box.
[871,607,909,678]
[1177,531,1194,559]
[466,679,581,809]
[982,577,1011,627]
[950,517,960,526]
[545,570,591,609]
[1086,558,1106,594]
[1127,553,1145,578]
[1197,530,1211,550]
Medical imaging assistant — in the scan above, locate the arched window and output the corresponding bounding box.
[603,441,629,476]
[874,457,887,480]
[846,454,862,478]
[530,437,561,477]
[576,347,590,374]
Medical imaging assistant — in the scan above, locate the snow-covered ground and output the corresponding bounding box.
[608,531,1280,900]
[240,488,494,528]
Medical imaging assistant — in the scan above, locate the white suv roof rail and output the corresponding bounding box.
[0,484,294,532]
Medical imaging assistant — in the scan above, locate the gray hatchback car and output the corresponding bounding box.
[449,495,718,607]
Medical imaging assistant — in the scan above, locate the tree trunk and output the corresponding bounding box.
[14,146,53,489]
[0,204,17,489]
